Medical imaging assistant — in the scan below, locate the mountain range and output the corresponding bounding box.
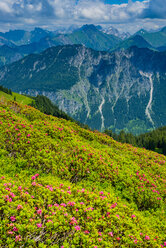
[0,44,166,134]
[0,27,53,46]
[1,25,166,68]
[134,27,166,48]
[102,26,131,40]
[110,35,153,51]
[0,25,121,67]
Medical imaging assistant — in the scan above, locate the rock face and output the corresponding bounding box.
[0,45,166,134]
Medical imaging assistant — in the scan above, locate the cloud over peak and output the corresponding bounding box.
[0,0,166,33]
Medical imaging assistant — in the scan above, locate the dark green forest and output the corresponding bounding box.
[0,85,12,95]
[105,128,166,155]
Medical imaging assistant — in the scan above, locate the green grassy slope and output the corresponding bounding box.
[0,96,166,247]
[0,90,32,105]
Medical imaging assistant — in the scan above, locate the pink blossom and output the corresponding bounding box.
[5,187,11,191]
[15,235,21,242]
[27,134,31,137]
[37,209,42,215]
[60,203,67,207]
[110,202,117,209]
[164,242,166,246]
[9,192,16,198]
[17,205,23,210]
[70,217,77,225]
[74,225,81,231]
[10,216,16,222]
[108,232,113,237]
[67,201,75,206]
[37,223,42,228]
[131,215,136,218]
[145,235,150,240]
[13,227,18,232]
[8,231,13,235]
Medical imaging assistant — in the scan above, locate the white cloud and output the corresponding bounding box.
[24,18,36,24]
[0,1,13,13]
[73,0,149,23]
[0,0,165,33]
[143,0,166,18]
[47,0,75,18]
[27,3,42,12]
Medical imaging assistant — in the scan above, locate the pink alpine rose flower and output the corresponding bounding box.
[74,225,81,231]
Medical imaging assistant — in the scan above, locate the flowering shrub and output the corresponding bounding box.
[0,98,166,247]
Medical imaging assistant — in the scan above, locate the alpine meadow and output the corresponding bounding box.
[0,0,166,247]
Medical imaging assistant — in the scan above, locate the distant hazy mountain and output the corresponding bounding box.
[0,28,53,46]
[0,25,121,51]
[133,26,166,47]
[110,35,153,51]
[0,25,122,67]
[1,44,166,134]
[50,24,121,51]
[103,26,130,40]
[0,36,15,47]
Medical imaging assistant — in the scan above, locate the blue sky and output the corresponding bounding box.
[0,0,166,33]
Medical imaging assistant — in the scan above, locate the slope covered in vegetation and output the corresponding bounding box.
[0,96,166,247]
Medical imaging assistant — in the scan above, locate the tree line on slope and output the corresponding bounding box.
[0,85,12,95]
[104,128,166,155]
